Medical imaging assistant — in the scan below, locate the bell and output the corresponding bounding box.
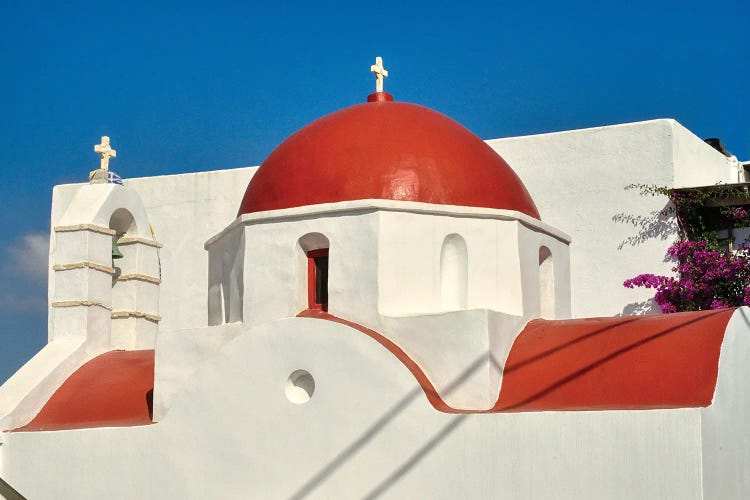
[112,235,124,260]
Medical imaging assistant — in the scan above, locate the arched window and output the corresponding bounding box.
[440,234,468,310]
[306,249,329,311]
[298,233,330,312]
[539,246,554,319]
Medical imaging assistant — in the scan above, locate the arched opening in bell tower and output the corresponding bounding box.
[109,208,137,286]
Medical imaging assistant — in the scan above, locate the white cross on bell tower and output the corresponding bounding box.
[94,136,117,171]
[370,57,389,93]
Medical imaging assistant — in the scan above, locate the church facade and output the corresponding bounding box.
[1,61,749,499]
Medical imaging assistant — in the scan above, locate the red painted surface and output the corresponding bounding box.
[299,309,735,413]
[14,310,732,431]
[307,248,329,311]
[367,92,394,102]
[15,350,155,432]
[239,98,540,219]
[494,309,734,411]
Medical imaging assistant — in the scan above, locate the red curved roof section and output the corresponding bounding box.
[13,310,734,431]
[494,309,734,412]
[301,309,734,414]
[239,100,540,219]
[15,350,154,432]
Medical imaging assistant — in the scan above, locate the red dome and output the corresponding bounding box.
[238,95,540,219]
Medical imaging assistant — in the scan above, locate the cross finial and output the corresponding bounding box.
[94,136,117,171]
[370,57,388,93]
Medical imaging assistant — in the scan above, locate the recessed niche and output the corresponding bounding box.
[285,370,315,404]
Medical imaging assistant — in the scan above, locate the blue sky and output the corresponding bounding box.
[0,0,748,381]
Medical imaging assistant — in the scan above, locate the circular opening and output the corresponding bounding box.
[285,370,315,404]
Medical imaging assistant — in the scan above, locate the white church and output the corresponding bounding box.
[1,59,749,499]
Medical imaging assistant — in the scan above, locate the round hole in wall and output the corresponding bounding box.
[285,370,315,404]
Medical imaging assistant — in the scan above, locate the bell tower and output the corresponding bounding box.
[49,138,162,350]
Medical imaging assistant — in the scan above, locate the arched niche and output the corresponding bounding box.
[440,234,468,311]
[539,246,554,319]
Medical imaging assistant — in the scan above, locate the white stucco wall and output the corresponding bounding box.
[49,168,255,337]
[240,209,381,329]
[152,322,246,421]
[0,338,86,431]
[206,199,569,326]
[672,121,740,187]
[376,211,568,317]
[125,168,256,332]
[200,200,570,410]
[65,168,252,335]
[701,307,750,500]
[488,119,732,318]
[1,317,706,499]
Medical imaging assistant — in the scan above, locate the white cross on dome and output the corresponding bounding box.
[370,56,388,93]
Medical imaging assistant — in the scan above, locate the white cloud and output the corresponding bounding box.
[6,232,50,284]
[0,232,49,314]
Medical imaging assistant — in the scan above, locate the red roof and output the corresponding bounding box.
[300,309,735,413]
[15,350,154,432]
[239,94,540,219]
[493,309,734,411]
[14,310,734,431]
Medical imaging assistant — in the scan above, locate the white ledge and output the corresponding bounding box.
[53,261,116,275]
[118,273,161,284]
[205,199,571,248]
[54,224,115,236]
[51,300,112,311]
[118,236,163,248]
[111,310,161,323]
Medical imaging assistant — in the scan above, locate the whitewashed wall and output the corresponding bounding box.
[126,168,256,332]
[488,119,732,318]
[378,210,570,319]
[701,307,750,499]
[200,201,570,410]
[1,317,709,499]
